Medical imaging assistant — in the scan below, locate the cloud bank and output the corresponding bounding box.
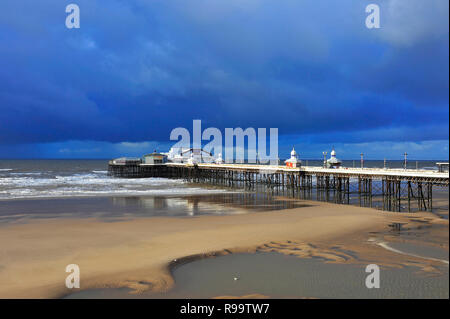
[0,0,448,158]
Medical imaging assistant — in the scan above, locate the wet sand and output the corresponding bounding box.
[0,197,448,298]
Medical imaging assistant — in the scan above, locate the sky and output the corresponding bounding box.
[0,0,448,160]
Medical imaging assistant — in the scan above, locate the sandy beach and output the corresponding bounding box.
[0,198,448,299]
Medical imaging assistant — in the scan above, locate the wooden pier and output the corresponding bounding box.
[108,161,449,213]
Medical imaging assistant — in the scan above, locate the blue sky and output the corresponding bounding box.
[0,0,448,160]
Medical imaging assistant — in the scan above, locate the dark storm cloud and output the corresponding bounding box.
[0,0,448,157]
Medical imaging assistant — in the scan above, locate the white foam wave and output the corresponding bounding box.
[0,174,185,187]
[0,186,228,200]
[0,172,228,200]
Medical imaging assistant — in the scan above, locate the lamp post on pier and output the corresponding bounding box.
[360,153,364,169]
[323,152,327,168]
[404,152,408,170]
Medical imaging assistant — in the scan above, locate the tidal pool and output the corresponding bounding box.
[66,252,449,299]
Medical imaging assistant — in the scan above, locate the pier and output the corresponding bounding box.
[108,161,449,213]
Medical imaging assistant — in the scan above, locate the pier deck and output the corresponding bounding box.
[167,162,449,182]
[108,161,449,213]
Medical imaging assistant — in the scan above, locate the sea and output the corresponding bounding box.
[0,159,447,223]
[0,159,443,200]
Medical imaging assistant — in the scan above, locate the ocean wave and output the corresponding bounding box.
[0,168,13,171]
[0,186,228,200]
[0,174,186,187]
[0,172,228,200]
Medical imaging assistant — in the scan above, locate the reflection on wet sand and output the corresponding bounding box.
[113,192,311,215]
[0,192,312,224]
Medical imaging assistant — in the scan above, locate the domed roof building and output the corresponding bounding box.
[285,146,301,168]
[326,148,342,168]
[187,152,198,165]
[215,152,224,164]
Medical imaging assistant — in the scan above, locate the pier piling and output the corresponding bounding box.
[108,161,448,213]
